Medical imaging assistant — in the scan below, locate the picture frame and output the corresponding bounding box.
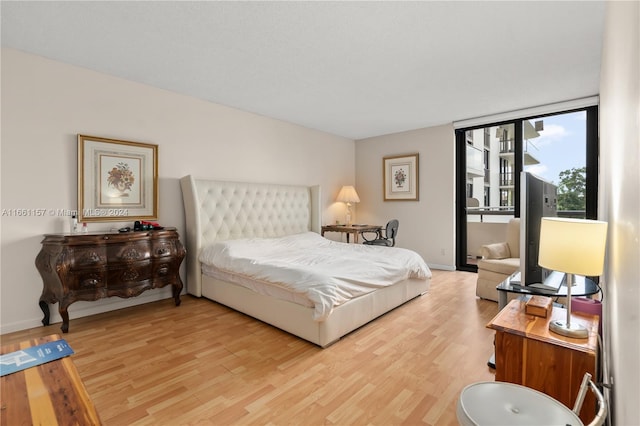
[78,134,158,222]
[383,153,419,201]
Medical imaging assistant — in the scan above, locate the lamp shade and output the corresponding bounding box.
[538,217,608,276]
[336,186,360,204]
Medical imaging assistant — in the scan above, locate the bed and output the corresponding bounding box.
[180,175,431,347]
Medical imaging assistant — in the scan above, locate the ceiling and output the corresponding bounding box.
[1,1,606,140]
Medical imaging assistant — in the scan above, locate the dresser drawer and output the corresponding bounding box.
[68,247,107,267]
[151,240,176,258]
[153,261,174,278]
[107,242,151,262]
[107,261,153,284]
[68,268,107,292]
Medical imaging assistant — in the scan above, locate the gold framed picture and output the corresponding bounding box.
[78,134,158,222]
[383,153,419,201]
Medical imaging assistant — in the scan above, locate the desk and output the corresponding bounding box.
[321,224,382,243]
[1,334,101,425]
[487,300,599,424]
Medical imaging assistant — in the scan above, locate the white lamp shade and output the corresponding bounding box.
[538,217,608,276]
[336,186,360,203]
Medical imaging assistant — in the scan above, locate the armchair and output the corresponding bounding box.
[476,218,520,302]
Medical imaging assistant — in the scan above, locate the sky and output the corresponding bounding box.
[523,111,587,186]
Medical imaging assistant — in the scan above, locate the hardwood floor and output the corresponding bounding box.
[1,270,499,425]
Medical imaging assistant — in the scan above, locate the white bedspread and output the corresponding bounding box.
[199,232,431,321]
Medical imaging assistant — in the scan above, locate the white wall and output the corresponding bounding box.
[0,48,355,333]
[355,125,456,270]
[599,1,640,424]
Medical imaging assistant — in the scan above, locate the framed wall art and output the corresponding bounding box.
[383,153,419,201]
[78,134,158,222]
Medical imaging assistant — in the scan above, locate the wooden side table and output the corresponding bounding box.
[1,334,101,425]
[487,299,599,424]
[321,224,382,243]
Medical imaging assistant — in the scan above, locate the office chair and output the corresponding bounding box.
[362,219,399,247]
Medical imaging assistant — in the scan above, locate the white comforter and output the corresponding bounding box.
[199,232,431,321]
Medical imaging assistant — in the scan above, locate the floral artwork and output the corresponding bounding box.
[78,134,158,221]
[99,154,142,204]
[384,154,419,201]
[107,162,135,196]
[394,168,407,188]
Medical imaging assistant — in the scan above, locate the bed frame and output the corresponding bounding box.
[180,175,429,347]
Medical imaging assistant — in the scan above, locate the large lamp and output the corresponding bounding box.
[336,185,360,225]
[538,217,608,339]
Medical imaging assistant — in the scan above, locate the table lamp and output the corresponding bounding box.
[336,185,360,225]
[538,217,608,339]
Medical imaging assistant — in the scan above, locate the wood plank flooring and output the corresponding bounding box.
[1,270,499,425]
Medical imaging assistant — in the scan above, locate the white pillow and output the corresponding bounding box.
[481,242,511,259]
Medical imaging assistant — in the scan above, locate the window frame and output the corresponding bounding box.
[455,106,599,272]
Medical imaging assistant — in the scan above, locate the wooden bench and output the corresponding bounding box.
[1,334,101,425]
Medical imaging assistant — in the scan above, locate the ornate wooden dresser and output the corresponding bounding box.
[36,228,185,332]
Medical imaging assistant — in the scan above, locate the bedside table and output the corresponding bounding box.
[487,299,599,424]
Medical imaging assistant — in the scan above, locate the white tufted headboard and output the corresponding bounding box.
[180,175,321,296]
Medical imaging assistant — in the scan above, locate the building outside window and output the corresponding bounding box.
[456,107,598,271]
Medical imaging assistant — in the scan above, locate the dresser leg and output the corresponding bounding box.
[59,303,70,333]
[39,300,50,326]
[173,282,182,306]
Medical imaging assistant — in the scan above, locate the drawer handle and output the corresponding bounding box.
[158,266,169,276]
[103,236,109,240]
[156,248,169,255]
[83,279,99,287]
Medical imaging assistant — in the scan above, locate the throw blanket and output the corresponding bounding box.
[199,232,431,320]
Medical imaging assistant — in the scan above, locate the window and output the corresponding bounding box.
[455,106,598,271]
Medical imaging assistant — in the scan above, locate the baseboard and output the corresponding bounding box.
[427,263,456,271]
[0,287,177,335]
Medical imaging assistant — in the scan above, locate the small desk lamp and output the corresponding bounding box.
[538,217,608,339]
[336,185,360,225]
